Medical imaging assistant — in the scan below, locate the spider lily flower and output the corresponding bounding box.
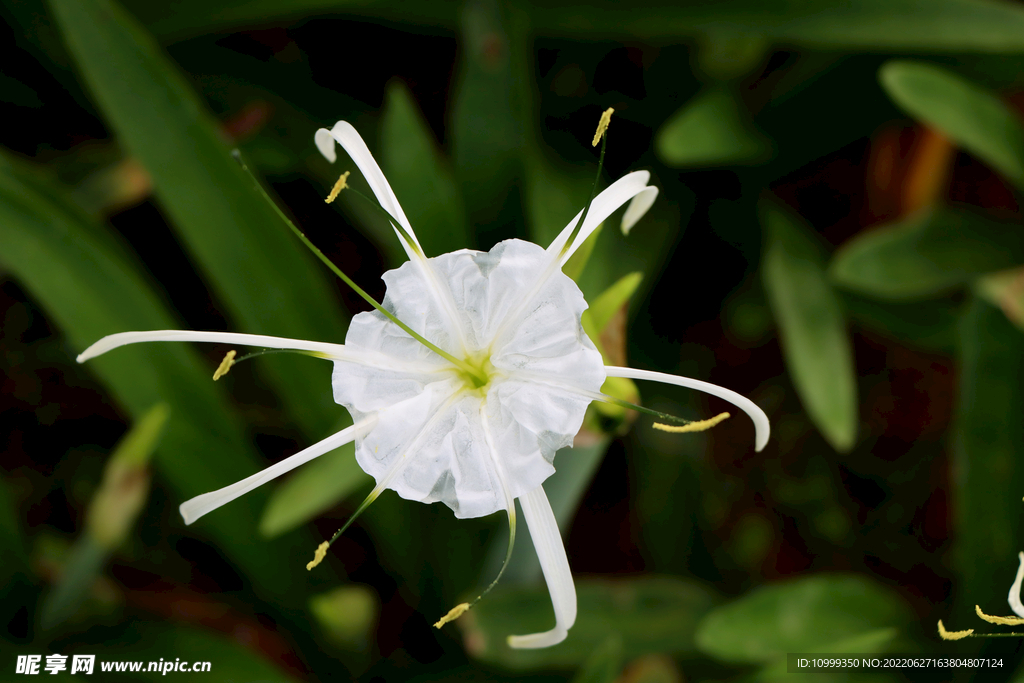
[77,120,770,649]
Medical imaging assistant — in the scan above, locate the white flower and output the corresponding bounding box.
[77,120,769,649]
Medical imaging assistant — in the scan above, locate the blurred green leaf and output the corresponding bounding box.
[464,576,716,669]
[40,534,106,630]
[49,0,348,439]
[451,0,522,245]
[130,0,1024,53]
[588,272,643,335]
[975,267,1024,332]
[309,584,378,649]
[954,298,1024,613]
[380,79,471,255]
[259,417,369,538]
[880,60,1024,189]
[0,151,293,597]
[571,636,624,683]
[830,207,1024,301]
[757,627,897,682]
[86,403,168,550]
[696,574,911,664]
[842,293,959,354]
[103,625,301,681]
[762,204,858,452]
[656,86,772,167]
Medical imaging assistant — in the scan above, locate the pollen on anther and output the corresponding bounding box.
[937,620,973,640]
[213,350,236,381]
[326,171,351,204]
[654,412,730,434]
[592,107,614,147]
[306,541,330,571]
[434,602,470,629]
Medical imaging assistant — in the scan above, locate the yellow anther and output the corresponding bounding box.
[653,412,731,434]
[974,604,1024,625]
[434,602,470,629]
[325,171,351,204]
[592,107,614,147]
[212,350,236,381]
[306,541,330,571]
[937,620,974,640]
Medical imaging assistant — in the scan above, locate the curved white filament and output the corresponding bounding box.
[317,121,468,352]
[604,366,770,452]
[180,416,376,525]
[622,186,659,235]
[507,485,576,649]
[76,329,439,375]
[1009,552,1024,617]
[546,171,654,264]
[315,121,420,258]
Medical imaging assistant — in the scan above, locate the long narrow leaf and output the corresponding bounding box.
[0,151,294,596]
[762,203,858,452]
[49,0,348,438]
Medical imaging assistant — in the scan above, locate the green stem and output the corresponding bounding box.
[560,130,608,258]
[233,151,484,382]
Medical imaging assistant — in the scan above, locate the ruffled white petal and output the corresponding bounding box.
[604,366,770,452]
[621,186,659,235]
[316,120,421,259]
[334,239,605,518]
[179,416,376,525]
[546,171,653,264]
[508,485,576,649]
[1009,551,1024,617]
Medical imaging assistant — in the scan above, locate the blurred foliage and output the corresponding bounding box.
[4,0,1024,681]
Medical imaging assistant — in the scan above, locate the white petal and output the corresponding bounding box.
[77,330,347,363]
[315,128,337,163]
[76,329,439,377]
[621,186,659,235]
[605,366,770,451]
[546,171,652,265]
[319,120,421,259]
[179,416,376,525]
[508,485,576,649]
[1009,551,1024,617]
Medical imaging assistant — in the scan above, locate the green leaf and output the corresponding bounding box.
[463,576,717,669]
[880,60,1024,189]
[0,151,293,597]
[696,574,912,664]
[49,0,348,439]
[830,207,1024,301]
[40,534,107,629]
[975,267,1024,332]
[762,204,858,452]
[309,584,378,648]
[954,298,1024,613]
[757,627,897,681]
[562,224,604,284]
[450,0,523,244]
[589,272,644,335]
[842,293,959,354]
[571,636,624,683]
[656,86,772,167]
[130,0,1024,53]
[380,79,471,255]
[259,417,370,538]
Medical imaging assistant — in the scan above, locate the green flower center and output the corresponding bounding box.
[457,351,495,393]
